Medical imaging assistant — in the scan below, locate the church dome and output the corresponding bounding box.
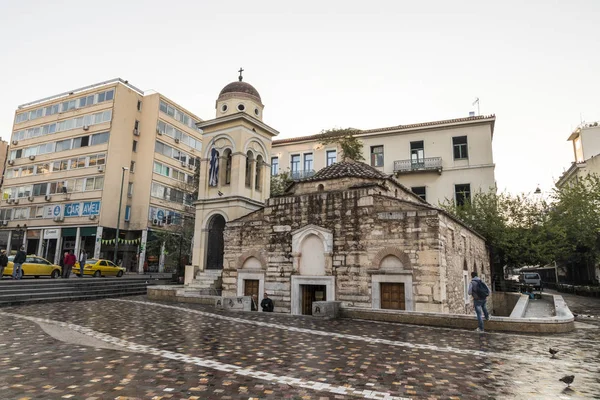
[219,81,261,102]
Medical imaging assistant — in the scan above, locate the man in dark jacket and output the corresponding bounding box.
[260,293,274,312]
[0,249,8,279]
[12,246,26,280]
[63,250,76,278]
[468,272,490,333]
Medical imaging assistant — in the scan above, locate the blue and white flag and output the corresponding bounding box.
[209,148,219,187]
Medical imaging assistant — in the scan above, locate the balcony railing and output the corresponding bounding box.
[290,169,315,180]
[394,157,443,174]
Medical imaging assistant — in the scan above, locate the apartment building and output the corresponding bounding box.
[556,121,600,189]
[271,115,497,206]
[0,79,202,272]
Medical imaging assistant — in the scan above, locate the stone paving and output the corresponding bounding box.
[0,296,598,399]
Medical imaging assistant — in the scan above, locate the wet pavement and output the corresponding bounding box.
[0,296,598,399]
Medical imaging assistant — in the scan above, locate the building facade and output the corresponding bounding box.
[1,79,202,272]
[556,122,600,188]
[271,115,497,206]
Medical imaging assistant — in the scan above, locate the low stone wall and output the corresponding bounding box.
[312,301,342,318]
[147,286,219,305]
[341,297,575,334]
[492,292,522,317]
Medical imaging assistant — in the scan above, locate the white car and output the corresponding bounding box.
[520,273,542,289]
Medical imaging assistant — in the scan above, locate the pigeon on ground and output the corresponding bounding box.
[559,375,574,387]
[549,348,559,358]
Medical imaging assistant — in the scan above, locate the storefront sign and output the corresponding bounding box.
[43,229,60,239]
[44,205,63,219]
[82,201,101,216]
[64,203,81,217]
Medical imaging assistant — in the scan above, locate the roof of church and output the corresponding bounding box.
[303,161,388,182]
[219,81,261,101]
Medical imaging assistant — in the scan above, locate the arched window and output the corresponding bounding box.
[206,214,226,270]
[224,149,232,185]
[255,155,263,190]
[317,184,324,192]
[245,151,254,187]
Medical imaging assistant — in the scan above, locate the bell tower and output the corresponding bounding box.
[186,70,279,285]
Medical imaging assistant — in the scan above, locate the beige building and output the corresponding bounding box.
[556,122,600,188]
[271,115,497,206]
[1,78,202,272]
[0,139,8,184]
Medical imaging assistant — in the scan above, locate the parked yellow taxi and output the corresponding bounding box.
[74,259,125,277]
[3,255,62,279]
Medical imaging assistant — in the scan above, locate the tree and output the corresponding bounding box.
[270,170,292,197]
[440,190,554,278]
[548,174,600,283]
[318,128,365,162]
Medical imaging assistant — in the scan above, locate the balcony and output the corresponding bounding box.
[290,169,316,180]
[394,157,443,174]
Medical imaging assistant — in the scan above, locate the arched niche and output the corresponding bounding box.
[206,214,226,269]
[299,234,325,276]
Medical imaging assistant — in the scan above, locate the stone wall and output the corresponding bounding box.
[439,213,491,314]
[223,181,489,315]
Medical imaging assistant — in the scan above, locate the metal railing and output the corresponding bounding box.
[394,157,443,173]
[289,169,316,180]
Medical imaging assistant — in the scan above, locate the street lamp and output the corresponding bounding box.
[114,166,129,264]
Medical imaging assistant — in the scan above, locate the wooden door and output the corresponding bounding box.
[244,279,259,311]
[381,282,405,310]
[301,285,326,315]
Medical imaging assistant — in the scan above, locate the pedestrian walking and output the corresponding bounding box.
[260,292,274,312]
[468,271,490,333]
[63,250,76,278]
[12,246,26,280]
[0,249,8,279]
[78,249,87,277]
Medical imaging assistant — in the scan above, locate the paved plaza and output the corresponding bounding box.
[0,296,599,399]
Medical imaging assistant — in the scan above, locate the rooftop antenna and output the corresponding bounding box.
[472,98,480,116]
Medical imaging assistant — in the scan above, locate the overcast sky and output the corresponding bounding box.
[1,0,598,195]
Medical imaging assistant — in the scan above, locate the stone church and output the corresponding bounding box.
[187,75,491,316]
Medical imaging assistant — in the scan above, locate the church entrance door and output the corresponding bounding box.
[301,285,326,315]
[244,279,259,311]
[381,282,405,310]
[206,214,225,270]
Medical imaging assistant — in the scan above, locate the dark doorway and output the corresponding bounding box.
[244,279,259,311]
[206,214,225,270]
[301,285,326,315]
[26,239,39,256]
[381,282,405,310]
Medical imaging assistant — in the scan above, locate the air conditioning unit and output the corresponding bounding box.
[7,160,14,165]
[53,216,64,222]
[44,195,51,201]
[27,196,34,202]
[7,198,14,204]
[181,161,187,167]
[89,215,97,220]
[29,155,35,161]
[83,125,90,131]
[133,128,140,136]
[11,140,18,145]
[0,220,7,226]
[174,138,180,144]
[156,128,162,135]
[152,218,159,226]
[98,165,105,172]
[187,164,194,170]
[13,198,19,205]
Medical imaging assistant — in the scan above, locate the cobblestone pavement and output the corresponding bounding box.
[0,296,599,399]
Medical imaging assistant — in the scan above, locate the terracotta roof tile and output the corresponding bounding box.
[301,161,387,182]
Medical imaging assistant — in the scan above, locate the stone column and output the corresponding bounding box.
[74,227,81,258]
[159,241,165,272]
[37,230,44,256]
[138,229,148,274]
[94,226,103,259]
[54,232,63,265]
[6,231,12,253]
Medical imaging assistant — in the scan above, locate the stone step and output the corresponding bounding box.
[0,291,148,307]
